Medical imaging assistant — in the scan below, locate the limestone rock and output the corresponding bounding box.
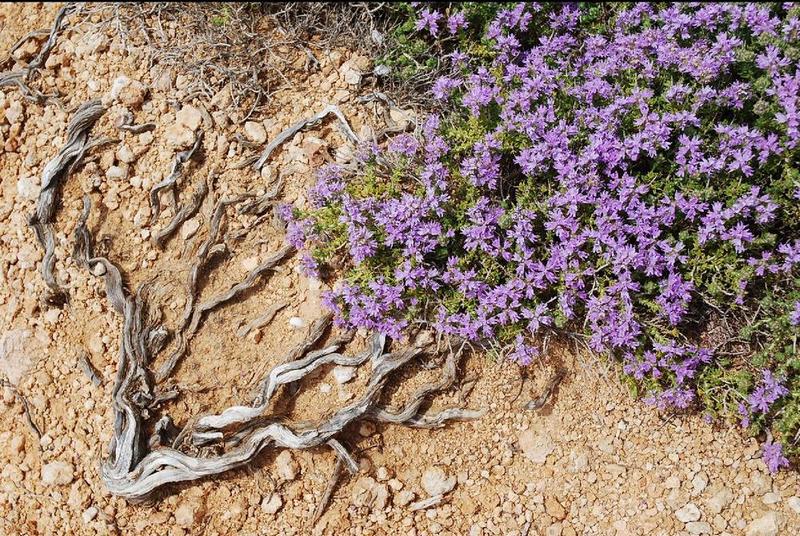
[275,450,298,481]
[686,521,712,535]
[16,175,39,200]
[351,476,388,510]
[244,121,267,144]
[332,365,356,384]
[176,105,202,131]
[707,487,733,514]
[261,493,283,515]
[0,329,39,385]
[676,503,701,523]
[421,467,456,497]
[41,461,75,486]
[518,428,555,464]
[745,512,782,536]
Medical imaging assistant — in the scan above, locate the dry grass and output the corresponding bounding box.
[78,2,409,118]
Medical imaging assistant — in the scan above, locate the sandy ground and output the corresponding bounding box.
[1,4,799,536]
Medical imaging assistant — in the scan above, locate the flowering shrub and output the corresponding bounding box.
[286,3,800,471]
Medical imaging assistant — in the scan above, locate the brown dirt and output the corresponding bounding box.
[1,4,799,536]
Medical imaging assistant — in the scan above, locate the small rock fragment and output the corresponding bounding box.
[691,472,708,494]
[351,476,388,510]
[16,176,39,200]
[395,489,415,507]
[244,121,267,144]
[686,521,712,535]
[332,365,356,384]
[41,461,75,486]
[676,503,702,523]
[261,493,283,515]
[421,467,456,497]
[16,243,42,270]
[180,218,201,240]
[518,428,555,464]
[241,256,259,272]
[0,329,38,385]
[82,507,98,524]
[275,450,298,481]
[788,496,800,514]
[106,165,127,180]
[165,124,194,149]
[288,316,306,329]
[745,512,782,536]
[707,487,733,514]
[174,501,198,527]
[116,145,136,164]
[92,262,107,277]
[176,105,202,131]
[545,496,567,520]
[358,422,376,437]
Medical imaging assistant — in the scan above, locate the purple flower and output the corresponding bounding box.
[790,301,800,326]
[447,12,468,35]
[762,441,790,473]
[310,164,345,208]
[388,133,420,157]
[432,76,462,100]
[416,9,443,36]
[509,334,539,366]
[748,370,789,414]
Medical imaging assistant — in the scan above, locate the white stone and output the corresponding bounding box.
[351,476,388,510]
[174,501,198,527]
[16,176,39,200]
[116,145,136,164]
[275,450,298,481]
[166,126,194,149]
[421,467,456,497]
[745,512,782,536]
[244,121,267,144]
[110,76,147,107]
[241,256,259,272]
[176,105,202,130]
[518,428,555,465]
[261,493,282,514]
[787,496,800,514]
[82,507,98,524]
[0,329,38,385]
[41,461,74,486]
[707,487,733,514]
[5,100,24,124]
[389,108,414,129]
[180,218,200,240]
[676,503,702,523]
[106,165,127,180]
[16,243,42,269]
[92,262,107,277]
[395,489,415,507]
[110,75,131,99]
[762,492,781,505]
[341,61,362,85]
[332,365,356,384]
[288,316,306,329]
[691,472,708,494]
[44,309,60,324]
[686,521,712,535]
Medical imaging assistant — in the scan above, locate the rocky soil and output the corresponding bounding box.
[1,4,799,536]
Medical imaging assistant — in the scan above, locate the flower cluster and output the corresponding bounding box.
[285,3,800,470]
